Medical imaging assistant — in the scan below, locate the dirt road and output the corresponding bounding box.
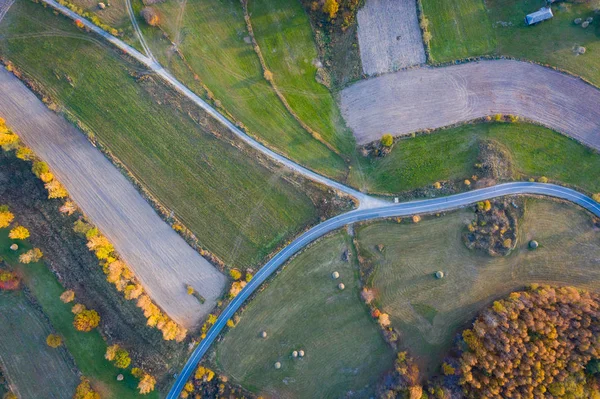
[340,60,600,149]
[0,68,225,329]
[357,0,426,75]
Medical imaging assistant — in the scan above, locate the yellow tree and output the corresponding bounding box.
[73,309,101,332]
[9,226,29,240]
[46,334,62,348]
[19,248,43,264]
[322,0,339,19]
[0,208,14,228]
[137,373,156,394]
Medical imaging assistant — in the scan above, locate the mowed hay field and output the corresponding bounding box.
[143,0,348,179]
[422,0,600,87]
[349,122,600,195]
[248,0,355,155]
[356,198,600,377]
[0,0,319,268]
[215,232,393,398]
[0,229,151,398]
[0,290,79,399]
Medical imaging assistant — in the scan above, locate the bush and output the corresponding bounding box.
[229,269,242,280]
[73,377,100,399]
[592,193,600,203]
[137,373,156,394]
[45,180,68,199]
[538,176,549,183]
[380,134,394,147]
[46,334,62,348]
[140,7,159,26]
[73,309,101,332]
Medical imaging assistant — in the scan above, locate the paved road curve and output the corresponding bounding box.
[166,182,600,399]
[40,0,384,209]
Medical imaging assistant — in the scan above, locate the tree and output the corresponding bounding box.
[46,334,62,348]
[45,180,69,199]
[72,303,86,314]
[140,7,159,26]
[19,248,43,264]
[31,161,49,178]
[73,377,100,399]
[9,225,29,240]
[73,309,101,332]
[137,373,156,394]
[105,344,119,361]
[0,208,14,228]
[229,269,242,280]
[322,0,339,18]
[380,134,394,147]
[113,347,131,368]
[3,393,17,399]
[59,201,77,215]
[60,290,75,303]
[592,193,600,203]
[15,146,34,161]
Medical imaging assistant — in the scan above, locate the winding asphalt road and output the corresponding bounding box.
[40,0,383,210]
[166,182,600,399]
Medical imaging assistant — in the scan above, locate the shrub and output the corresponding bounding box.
[31,161,49,178]
[71,303,86,314]
[46,334,62,348]
[60,290,75,303]
[380,134,394,147]
[15,146,34,161]
[45,180,68,199]
[538,176,549,183]
[59,201,77,215]
[9,225,29,240]
[186,285,194,295]
[412,215,421,223]
[423,31,432,44]
[433,182,442,189]
[464,179,471,186]
[140,7,159,26]
[19,248,43,264]
[592,193,600,203]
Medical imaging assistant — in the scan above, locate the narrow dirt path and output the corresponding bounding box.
[341,60,600,149]
[0,68,226,329]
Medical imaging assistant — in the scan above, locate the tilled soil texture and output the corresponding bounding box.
[357,0,426,75]
[340,60,600,148]
[0,67,225,329]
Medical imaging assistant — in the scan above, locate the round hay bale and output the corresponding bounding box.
[98,2,106,9]
[116,374,124,381]
[575,46,586,54]
[9,244,18,251]
[331,271,340,279]
[582,20,590,28]
[574,17,582,24]
[274,362,281,369]
[338,283,345,290]
[292,351,298,358]
[298,350,305,357]
[260,331,267,338]
[529,240,539,249]
[435,271,445,279]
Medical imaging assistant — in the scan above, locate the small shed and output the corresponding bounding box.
[525,7,553,25]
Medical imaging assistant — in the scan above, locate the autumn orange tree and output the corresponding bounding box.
[457,285,600,398]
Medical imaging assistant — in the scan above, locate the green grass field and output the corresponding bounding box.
[248,0,355,155]
[0,290,79,399]
[421,0,496,62]
[356,198,600,377]
[215,231,393,398]
[0,0,322,268]
[143,0,348,179]
[0,229,151,398]
[422,0,600,87]
[350,122,600,195]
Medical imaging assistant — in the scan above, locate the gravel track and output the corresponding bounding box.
[357,0,426,75]
[0,68,226,329]
[340,60,600,148]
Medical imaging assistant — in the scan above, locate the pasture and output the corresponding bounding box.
[0,290,79,399]
[215,231,393,398]
[0,0,320,268]
[143,0,348,179]
[349,122,600,195]
[356,198,600,376]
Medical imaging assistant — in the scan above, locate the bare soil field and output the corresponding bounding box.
[0,291,79,399]
[0,67,225,329]
[340,60,600,148]
[356,0,426,75]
